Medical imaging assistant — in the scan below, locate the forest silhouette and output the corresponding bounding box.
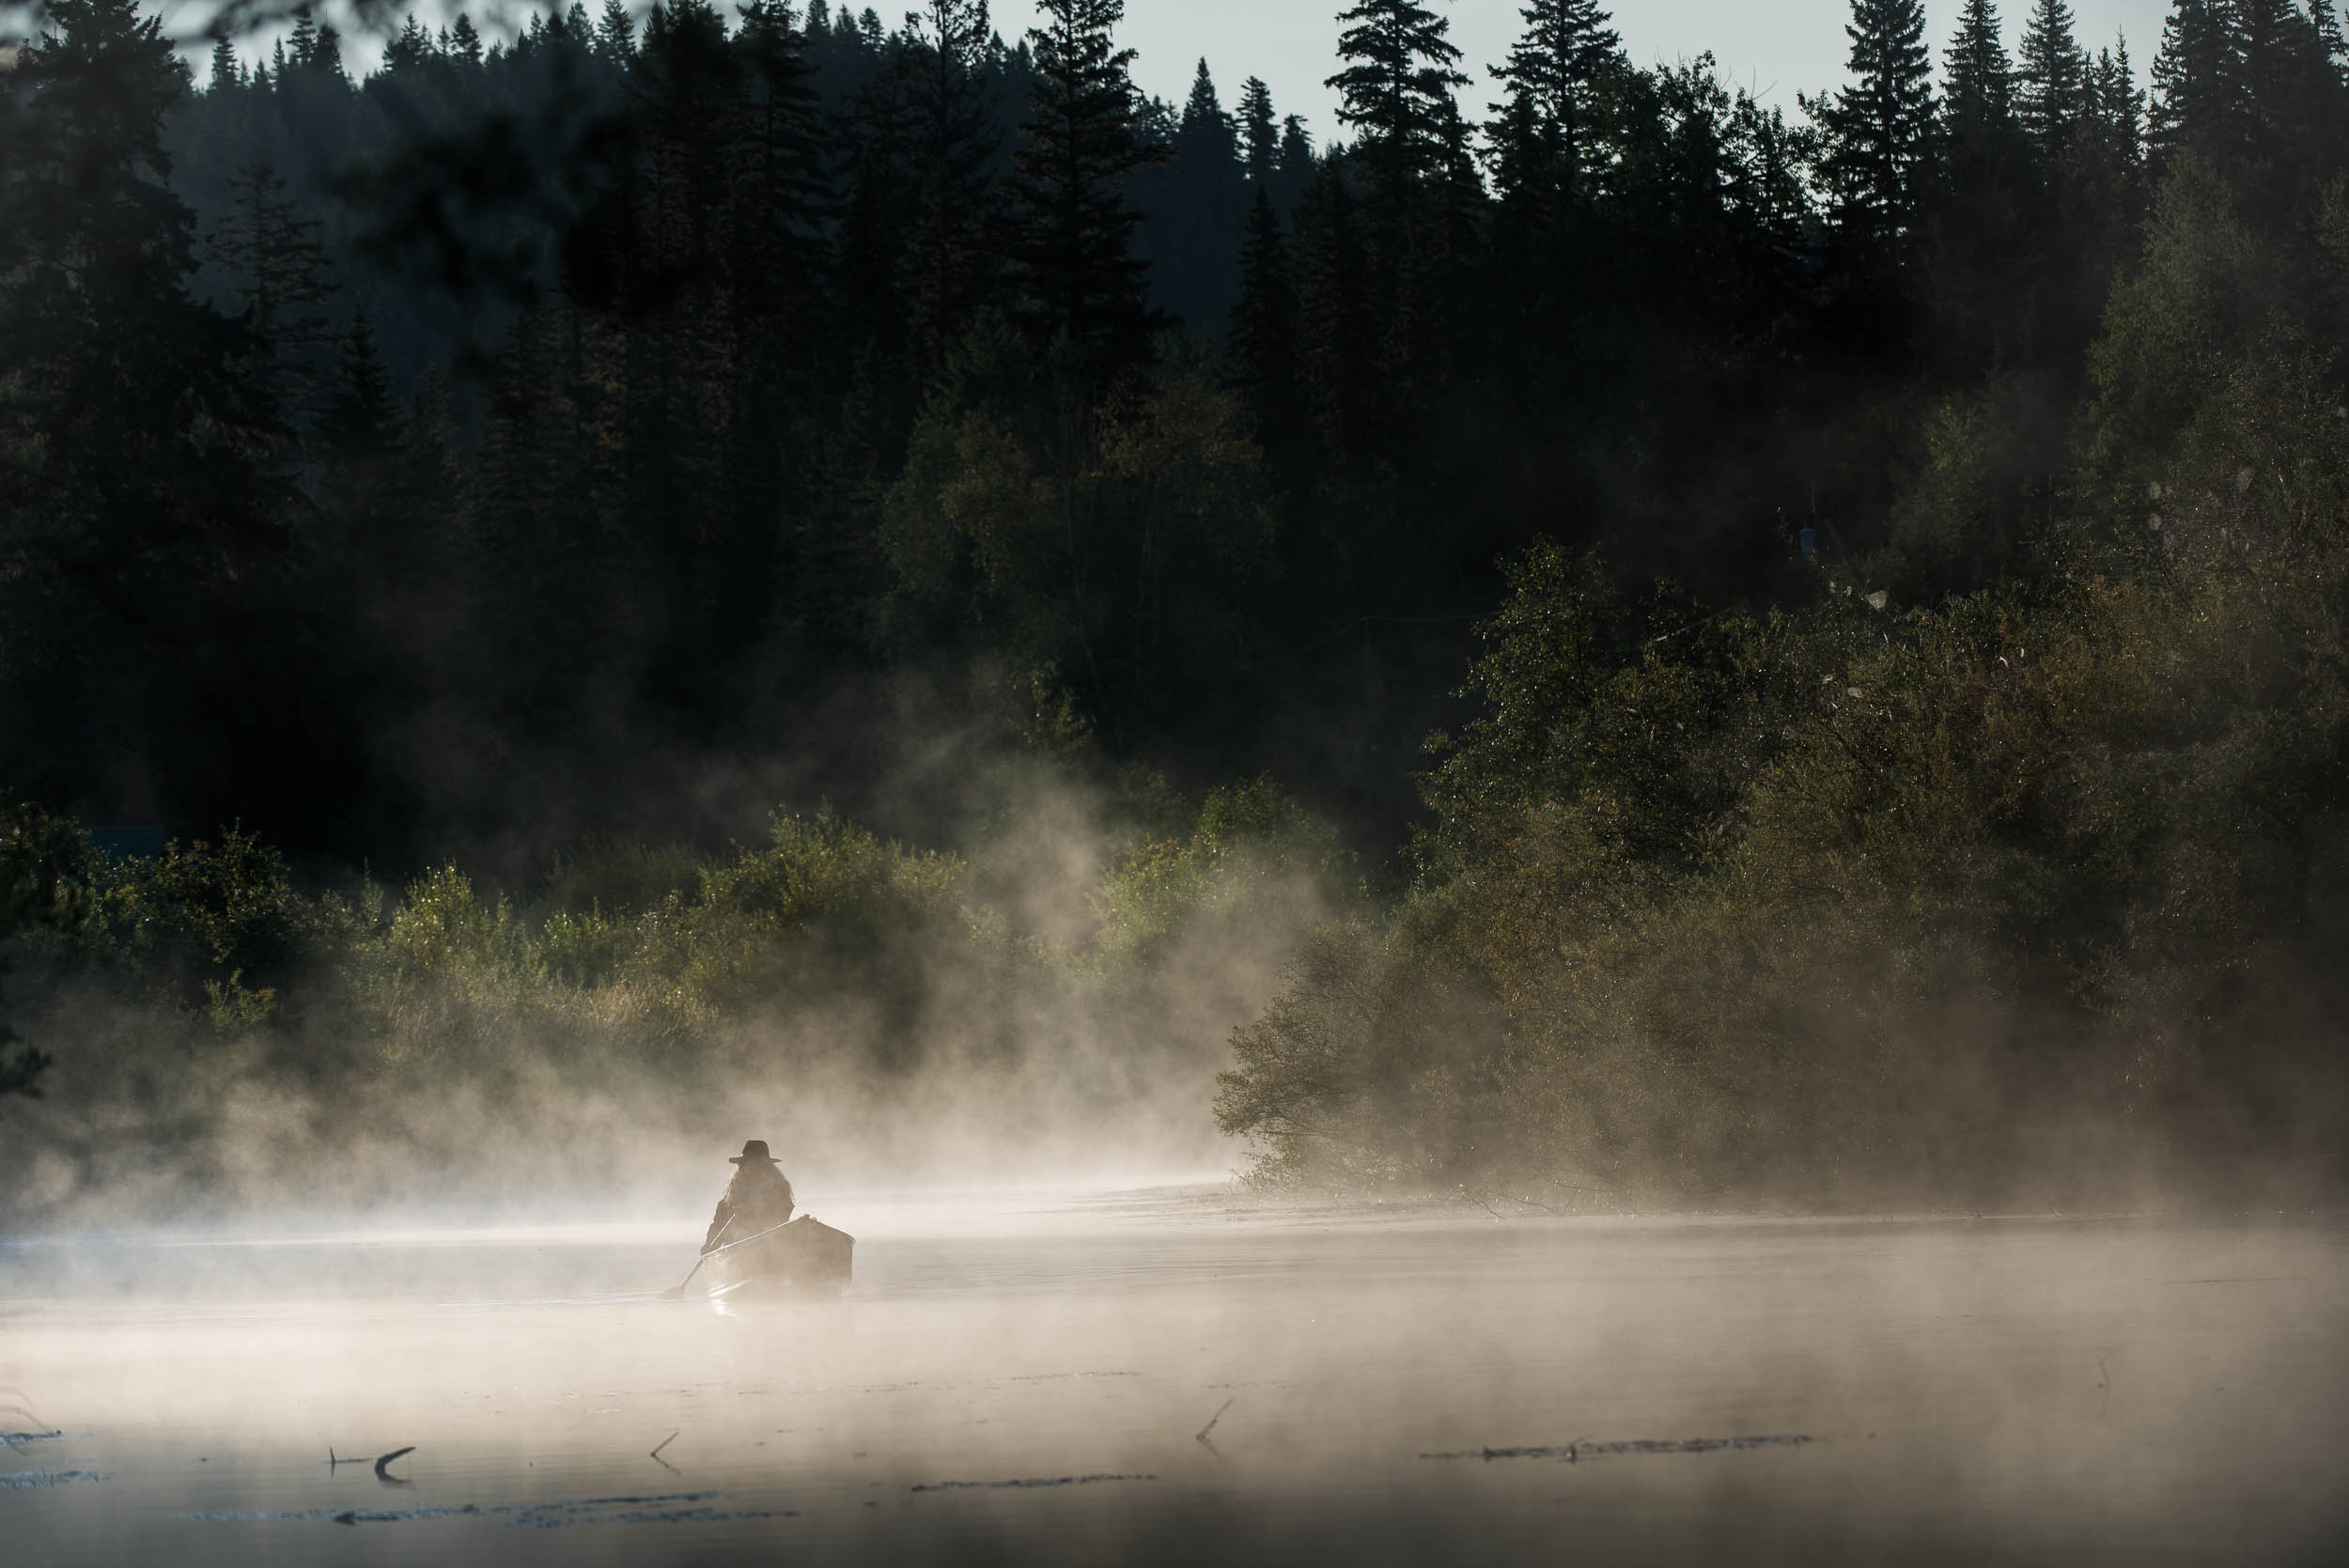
[4,0,2349,1210]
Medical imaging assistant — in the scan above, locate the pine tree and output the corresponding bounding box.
[1007,0,1163,372]
[596,0,638,64]
[901,0,1003,380]
[450,12,485,67]
[1942,0,2014,143]
[1327,0,1469,194]
[1275,112,1315,205]
[287,5,320,69]
[0,0,292,806]
[1811,0,1936,258]
[1486,0,1621,200]
[206,34,241,92]
[2149,0,2239,165]
[308,21,349,82]
[1230,183,1298,443]
[2015,0,2086,158]
[384,15,437,71]
[1237,75,1277,182]
[209,163,336,421]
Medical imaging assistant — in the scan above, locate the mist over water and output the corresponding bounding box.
[6,1188,2346,1565]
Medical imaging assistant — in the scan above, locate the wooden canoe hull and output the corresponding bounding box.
[705,1215,853,1297]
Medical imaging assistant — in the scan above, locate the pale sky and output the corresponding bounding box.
[994,1,2179,137]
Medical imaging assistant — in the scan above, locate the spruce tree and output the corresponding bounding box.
[2149,0,2240,165]
[206,34,241,92]
[1237,75,1277,182]
[2015,0,2086,158]
[384,15,437,71]
[1812,0,1936,258]
[209,163,335,422]
[449,12,485,67]
[1230,183,1298,444]
[0,0,291,813]
[1486,0,1621,199]
[1007,0,1162,373]
[1327,0,1468,193]
[902,0,1003,380]
[596,0,638,63]
[1942,0,2014,144]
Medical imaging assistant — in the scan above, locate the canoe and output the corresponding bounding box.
[703,1215,854,1297]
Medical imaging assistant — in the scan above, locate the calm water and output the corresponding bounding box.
[4,1188,2346,1565]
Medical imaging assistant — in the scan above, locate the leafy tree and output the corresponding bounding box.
[0,799,92,1099]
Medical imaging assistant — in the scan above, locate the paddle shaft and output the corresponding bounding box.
[659,1215,797,1298]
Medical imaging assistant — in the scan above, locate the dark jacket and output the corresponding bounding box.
[702,1160,794,1252]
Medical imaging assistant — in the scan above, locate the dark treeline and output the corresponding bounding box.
[0,0,2190,866]
[8,0,2349,1203]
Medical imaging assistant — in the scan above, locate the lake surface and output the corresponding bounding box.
[5,1188,2346,1564]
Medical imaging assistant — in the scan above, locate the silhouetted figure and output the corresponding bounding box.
[702,1140,795,1252]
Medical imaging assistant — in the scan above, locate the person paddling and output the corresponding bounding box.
[703,1140,795,1253]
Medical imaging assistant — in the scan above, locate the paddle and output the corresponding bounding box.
[658,1217,797,1300]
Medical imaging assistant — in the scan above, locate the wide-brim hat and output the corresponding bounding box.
[729,1139,780,1165]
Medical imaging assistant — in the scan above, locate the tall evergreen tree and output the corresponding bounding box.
[596,0,639,64]
[2149,0,2241,166]
[2015,0,2086,158]
[1811,0,1936,260]
[209,163,335,422]
[1942,0,2014,143]
[1007,0,1162,372]
[1237,74,1277,181]
[1230,182,1298,444]
[1327,0,1468,193]
[901,0,1003,380]
[1486,0,1621,201]
[206,34,241,92]
[0,0,292,827]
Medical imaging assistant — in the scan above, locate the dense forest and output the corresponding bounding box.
[6,0,2349,1211]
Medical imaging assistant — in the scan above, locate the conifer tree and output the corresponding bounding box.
[207,34,241,92]
[2015,0,2086,158]
[1942,0,2014,143]
[1811,0,1936,258]
[384,15,437,72]
[287,5,320,70]
[1486,0,1621,200]
[901,0,1003,380]
[1007,0,1162,372]
[1230,183,1298,443]
[1327,0,1468,193]
[210,163,335,421]
[450,12,485,67]
[0,0,291,805]
[596,0,639,63]
[1275,112,1315,205]
[1237,75,1277,181]
[2149,0,2240,165]
[309,21,348,81]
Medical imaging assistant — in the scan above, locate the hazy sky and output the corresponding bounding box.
[992,1,2178,138]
